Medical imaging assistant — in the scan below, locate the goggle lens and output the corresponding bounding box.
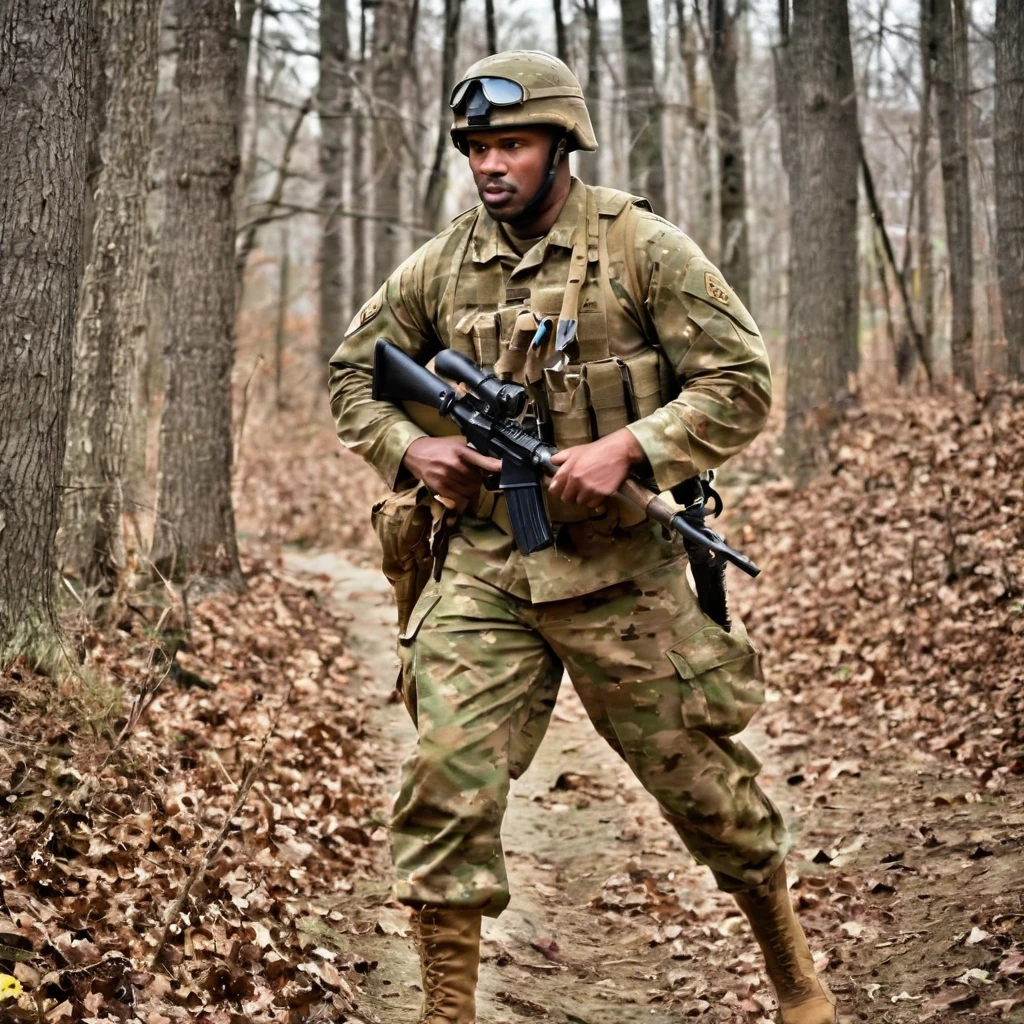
[449,76,525,111]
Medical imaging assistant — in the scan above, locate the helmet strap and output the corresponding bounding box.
[505,134,568,231]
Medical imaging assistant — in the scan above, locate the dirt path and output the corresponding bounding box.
[286,551,1024,1024]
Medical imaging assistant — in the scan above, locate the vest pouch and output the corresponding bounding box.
[580,358,633,438]
[544,366,594,449]
[453,310,500,369]
[622,347,675,419]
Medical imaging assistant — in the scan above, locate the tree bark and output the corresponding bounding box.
[151,0,243,584]
[579,0,601,185]
[371,0,405,287]
[931,0,975,389]
[909,0,936,384]
[485,0,498,53]
[995,0,1024,380]
[553,0,570,66]
[619,0,666,214]
[0,0,89,658]
[60,0,161,597]
[423,0,463,231]
[775,0,860,470]
[236,0,257,130]
[675,0,712,252]
[275,222,291,409]
[709,0,750,304]
[351,84,369,317]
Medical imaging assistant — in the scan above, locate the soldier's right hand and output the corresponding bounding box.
[403,437,502,502]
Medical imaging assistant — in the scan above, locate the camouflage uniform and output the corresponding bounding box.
[328,177,791,918]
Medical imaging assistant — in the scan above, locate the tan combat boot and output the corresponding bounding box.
[413,905,482,1023]
[733,863,837,1024]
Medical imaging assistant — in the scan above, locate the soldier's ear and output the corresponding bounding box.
[551,136,568,169]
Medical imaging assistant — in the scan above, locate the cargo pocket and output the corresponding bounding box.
[371,487,436,635]
[396,582,443,726]
[665,625,765,737]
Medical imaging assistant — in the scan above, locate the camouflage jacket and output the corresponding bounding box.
[328,177,771,606]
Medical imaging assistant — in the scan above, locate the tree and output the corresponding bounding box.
[0,0,89,660]
[371,0,406,287]
[930,0,974,389]
[579,0,601,185]
[709,0,750,304]
[995,0,1024,379]
[775,0,860,468]
[318,0,350,366]
[60,0,162,599]
[150,0,243,584]
[619,0,666,214]
[485,0,498,53]
[553,0,570,66]
[423,0,464,230]
[674,0,712,253]
[909,0,936,383]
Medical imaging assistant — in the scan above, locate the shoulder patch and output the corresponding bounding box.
[704,272,731,306]
[345,284,385,337]
[681,256,758,335]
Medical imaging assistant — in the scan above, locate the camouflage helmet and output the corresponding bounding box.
[449,50,598,153]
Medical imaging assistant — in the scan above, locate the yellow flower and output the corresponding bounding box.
[0,973,23,1000]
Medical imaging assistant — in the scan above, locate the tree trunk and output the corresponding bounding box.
[908,0,936,384]
[619,0,666,214]
[60,0,161,597]
[0,0,88,659]
[995,0,1024,380]
[931,0,975,390]
[579,0,601,185]
[423,0,463,231]
[236,0,257,129]
[485,0,498,53]
[553,0,570,66]
[371,0,405,287]
[351,85,369,317]
[675,0,712,251]
[709,0,750,304]
[151,0,243,584]
[275,222,291,410]
[775,0,860,471]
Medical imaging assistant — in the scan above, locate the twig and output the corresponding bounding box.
[233,354,265,476]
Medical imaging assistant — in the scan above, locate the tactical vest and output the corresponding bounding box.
[437,186,678,454]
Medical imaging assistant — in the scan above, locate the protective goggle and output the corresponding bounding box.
[449,77,525,112]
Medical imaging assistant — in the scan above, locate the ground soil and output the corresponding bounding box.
[284,549,1024,1024]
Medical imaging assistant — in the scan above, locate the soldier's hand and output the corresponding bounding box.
[403,437,502,502]
[548,429,646,509]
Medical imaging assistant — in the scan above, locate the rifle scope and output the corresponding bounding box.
[435,349,528,421]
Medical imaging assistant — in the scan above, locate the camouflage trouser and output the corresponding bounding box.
[391,557,791,917]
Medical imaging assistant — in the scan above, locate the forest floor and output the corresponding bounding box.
[1,383,1023,1023]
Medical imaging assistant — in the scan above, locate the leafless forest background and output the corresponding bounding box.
[0,0,1023,1021]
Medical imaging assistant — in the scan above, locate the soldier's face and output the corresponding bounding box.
[465,128,558,222]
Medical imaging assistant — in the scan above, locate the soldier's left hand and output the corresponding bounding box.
[548,429,646,509]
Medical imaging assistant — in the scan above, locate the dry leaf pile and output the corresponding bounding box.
[730,384,1024,780]
[0,560,386,1023]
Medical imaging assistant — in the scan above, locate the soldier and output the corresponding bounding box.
[329,50,836,1024]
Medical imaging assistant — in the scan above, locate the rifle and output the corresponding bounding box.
[372,339,759,629]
